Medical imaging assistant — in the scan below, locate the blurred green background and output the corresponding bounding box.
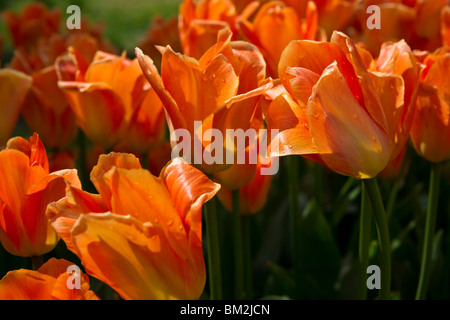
[0,0,182,63]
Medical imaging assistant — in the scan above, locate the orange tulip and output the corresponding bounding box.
[371,39,420,159]
[442,6,450,47]
[179,0,238,59]
[57,50,165,151]
[47,153,220,299]
[0,258,99,300]
[266,31,406,179]
[410,47,450,163]
[283,0,359,38]
[7,31,107,149]
[0,133,80,257]
[136,28,272,175]
[237,1,321,77]
[0,69,32,146]
[357,0,449,55]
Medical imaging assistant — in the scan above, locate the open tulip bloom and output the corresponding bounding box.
[47,153,220,300]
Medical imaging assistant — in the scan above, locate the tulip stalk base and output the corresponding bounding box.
[204,195,222,300]
[231,190,244,300]
[358,182,372,300]
[287,156,301,294]
[363,177,391,300]
[415,162,443,300]
[31,255,43,270]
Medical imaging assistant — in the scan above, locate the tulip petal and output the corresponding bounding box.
[161,46,239,132]
[265,92,320,157]
[135,47,187,132]
[58,81,126,148]
[0,269,56,300]
[47,185,108,254]
[0,69,32,146]
[331,31,389,133]
[307,62,391,179]
[160,158,220,249]
[70,213,204,299]
[411,82,450,163]
[442,6,450,47]
[90,153,191,259]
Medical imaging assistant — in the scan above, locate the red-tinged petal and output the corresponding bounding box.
[0,69,32,146]
[331,31,390,133]
[410,82,450,163]
[29,133,49,173]
[369,71,406,158]
[302,1,318,40]
[307,62,391,179]
[265,92,319,157]
[70,213,204,299]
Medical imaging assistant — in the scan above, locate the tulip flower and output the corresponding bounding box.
[0,69,32,146]
[47,153,220,300]
[371,39,420,159]
[0,133,80,257]
[136,28,272,175]
[266,32,408,299]
[266,31,406,179]
[357,0,449,55]
[237,1,321,77]
[179,0,238,59]
[57,50,166,151]
[0,258,99,300]
[410,47,450,163]
[409,47,450,300]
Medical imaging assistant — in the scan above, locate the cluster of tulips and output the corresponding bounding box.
[0,0,449,300]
